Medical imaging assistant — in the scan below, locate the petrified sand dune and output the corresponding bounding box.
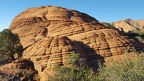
[9,6,143,81]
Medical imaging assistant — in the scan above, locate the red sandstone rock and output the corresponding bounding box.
[9,6,143,81]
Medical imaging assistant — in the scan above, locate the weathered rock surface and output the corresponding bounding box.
[111,18,144,32]
[0,59,37,81]
[9,6,98,48]
[9,6,143,81]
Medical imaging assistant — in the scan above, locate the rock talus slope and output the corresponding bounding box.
[9,6,143,81]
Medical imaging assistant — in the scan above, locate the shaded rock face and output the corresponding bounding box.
[9,6,142,81]
[23,36,86,71]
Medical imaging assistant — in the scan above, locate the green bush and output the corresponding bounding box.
[98,52,144,81]
[126,30,144,42]
[48,52,102,81]
[101,22,116,29]
[0,29,23,63]
[48,51,144,81]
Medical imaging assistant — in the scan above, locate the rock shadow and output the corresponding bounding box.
[73,41,105,71]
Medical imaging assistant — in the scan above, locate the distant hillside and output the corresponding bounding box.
[111,18,144,32]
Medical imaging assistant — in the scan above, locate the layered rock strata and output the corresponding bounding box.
[9,6,142,81]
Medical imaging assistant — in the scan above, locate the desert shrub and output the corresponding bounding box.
[0,29,23,64]
[0,54,11,64]
[132,30,144,36]
[126,30,144,42]
[48,52,102,81]
[102,22,116,29]
[135,36,143,41]
[98,52,144,81]
[48,52,144,81]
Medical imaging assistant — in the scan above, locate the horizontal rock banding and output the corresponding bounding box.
[9,6,142,81]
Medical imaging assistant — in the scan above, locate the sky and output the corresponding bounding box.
[0,0,144,31]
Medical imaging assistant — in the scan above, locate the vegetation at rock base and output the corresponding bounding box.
[48,52,144,81]
[48,52,102,81]
[0,29,23,64]
[98,52,144,81]
[126,30,144,42]
[101,22,116,29]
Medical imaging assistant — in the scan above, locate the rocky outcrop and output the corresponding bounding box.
[23,36,85,71]
[9,6,143,81]
[9,6,98,48]
[0,59,38,81]
[111,18,144,32]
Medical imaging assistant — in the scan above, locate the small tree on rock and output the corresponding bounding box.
[0,29,23,62]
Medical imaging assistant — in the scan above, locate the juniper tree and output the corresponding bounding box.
[0,29,23,61]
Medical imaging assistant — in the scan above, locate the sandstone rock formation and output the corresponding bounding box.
[0,59,37,81]
[9,6,143,81]
[111,18,144,32]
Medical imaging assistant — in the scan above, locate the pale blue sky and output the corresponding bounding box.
[0,0,144,31]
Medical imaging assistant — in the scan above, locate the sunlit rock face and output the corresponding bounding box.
[9,6,143,81]
[112,18,144,32]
